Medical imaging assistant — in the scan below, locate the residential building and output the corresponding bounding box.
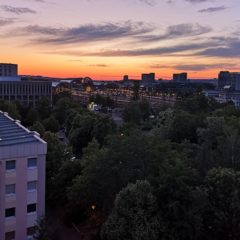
[173,72,188,83]
[141,73,155,83]
[218,71,240,90]
[0,111,47,240]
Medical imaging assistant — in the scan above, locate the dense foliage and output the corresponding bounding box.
[4,92,240,240]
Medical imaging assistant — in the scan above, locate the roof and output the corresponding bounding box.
[0,111,46,147]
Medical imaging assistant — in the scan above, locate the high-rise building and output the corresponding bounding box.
[141,73,155,83]
[173,72,188,83]
[0,111,47,240]
[218,71,240,90]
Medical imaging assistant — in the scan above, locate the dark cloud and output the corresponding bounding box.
[174,63,237,71]
[0,17,16,26]
[198,44,240,57]
[11,21,212,46]
[150,63,238,71]
[51,42,215,57]
[13,21,153,44]
[88,64,109,67]
[139,23,211,42]
[199,6,227,13]
[0,5,37,15]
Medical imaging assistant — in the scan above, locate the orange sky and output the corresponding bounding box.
[1,0,240,80]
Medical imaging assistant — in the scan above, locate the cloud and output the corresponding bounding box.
[49,41,215,57]
[149,63,238,71]
[137,0,156,6]
[10,21,154,44]
[0,5,37,15]
[199,6,227,13]
[88,64,109,67]
[0,17,16,26]
[185,0,213,3]
[11,21,212,47]
[139,23,211,42]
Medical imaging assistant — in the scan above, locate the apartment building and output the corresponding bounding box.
[0,111,47,240]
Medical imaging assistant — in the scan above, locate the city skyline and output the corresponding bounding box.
[1,0,240,79]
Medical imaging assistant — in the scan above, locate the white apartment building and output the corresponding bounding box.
[0,111,47,240]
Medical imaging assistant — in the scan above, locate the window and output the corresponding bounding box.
[5,184,16,195]
[27,181,37,192]
[6,160,16,171]
[5,208,15,218]
[5,231,15,240]
[27,204,37,213]
[27,158,37,168]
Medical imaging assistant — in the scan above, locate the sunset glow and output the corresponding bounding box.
[1,0,240,80]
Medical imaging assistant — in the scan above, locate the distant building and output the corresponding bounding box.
[123,75,129,82]
[0,80,52,106]
[218,71,240,90]
[173,72,188,83]
[0,111,47,240]
[141,73,155,83]
[0,63,52,106]
[0,63,18,77]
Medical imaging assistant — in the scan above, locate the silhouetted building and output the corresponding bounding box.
[141,73,155,83]
[123,75,129,82]
[0,63,18,77]
[218,71,240,90]
[173,72,188,83]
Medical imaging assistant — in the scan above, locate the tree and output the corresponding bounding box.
[34,216,61,240]
[37,97,52,119]
[68,134,149,216]
[0,100,21,119]
[101,181,162,240]
[43,116,60,133]
[31,121,45,136]
[202,168,240,240]
[43,132,71,203]
[25,108,39,126]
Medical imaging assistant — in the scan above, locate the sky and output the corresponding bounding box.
[0,0,240,80]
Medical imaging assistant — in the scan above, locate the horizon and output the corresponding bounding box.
[1,0,240,79]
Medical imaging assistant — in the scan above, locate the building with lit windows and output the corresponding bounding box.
[0,111,47,240]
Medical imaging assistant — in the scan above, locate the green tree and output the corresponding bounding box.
[31,121,45,136]
[101,181,162,240]
[43,116,60,133]
[43,132,71,203]
[203,168,240,240]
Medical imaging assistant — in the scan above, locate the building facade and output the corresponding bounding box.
[0,111,47,240]
[218,71,240,90]
[0,80,52,106]
[173,72,188,83]
[0,64,18,77]
[141,73,155,83]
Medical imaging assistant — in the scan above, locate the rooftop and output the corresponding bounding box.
[0,111,45,147]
